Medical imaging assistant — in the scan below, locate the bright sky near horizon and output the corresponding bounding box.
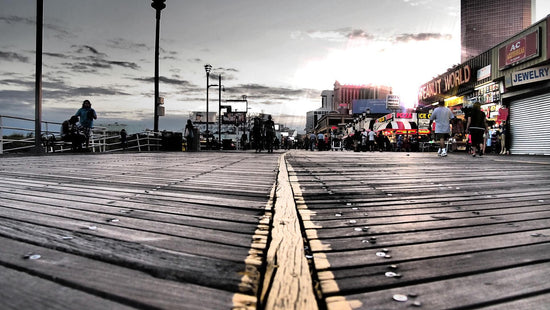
[1,0,549,132]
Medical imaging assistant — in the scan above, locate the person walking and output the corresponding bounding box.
[74,99,97,150]
[253,118,263,153]
[428,100,455,157]
[184,119,195,151]
[264,115,276,153]
[309,132,317,151]
[367,129,376,152]
[466,101,488,157]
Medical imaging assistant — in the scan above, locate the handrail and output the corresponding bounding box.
[1,114,163,154]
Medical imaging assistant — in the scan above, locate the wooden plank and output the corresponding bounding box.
[0,237,240,309]
[0,218,249,292]
[326,262,550,310]
[311,218,550,251]
[0,266,136,310]
[318,242,550,294]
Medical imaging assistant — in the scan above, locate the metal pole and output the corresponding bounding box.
[153,8,160,132]
[206,71,209,148]
[218,75,222,144]
[34,0,44,153]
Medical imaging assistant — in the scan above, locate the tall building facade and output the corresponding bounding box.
[461,0,534,62]
[333,81,392,114]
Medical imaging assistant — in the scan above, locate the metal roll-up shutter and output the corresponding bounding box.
[510,93,550,155]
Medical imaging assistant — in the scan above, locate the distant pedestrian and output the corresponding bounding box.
[264,115,275,153]
[120,129,128,150]
[466,101,488,157]
[429,100,455,157]
[184,119,195,151]
[367,129,376,152]
[253,118,263,153]
[61,115,85,151]
[317,132,325,151]
[74,99,97,150]
[241,132,248,150]
[309,132,317,151]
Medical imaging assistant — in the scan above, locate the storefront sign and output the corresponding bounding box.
[499,29,539,70]
[376,113,393,123]
[511,65,550,86]
[418,65,471,101]
[395,113,412,119]
[477,65,491,81]
[386,95,401,110]
[417,113,431,119]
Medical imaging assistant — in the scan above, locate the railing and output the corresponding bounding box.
[0,115,162,155]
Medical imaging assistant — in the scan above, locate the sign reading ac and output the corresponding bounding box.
[509,41,522,52]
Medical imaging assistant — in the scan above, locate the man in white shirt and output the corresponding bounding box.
[428,100,455,157]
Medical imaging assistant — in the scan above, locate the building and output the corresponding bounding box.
[321,90,334,110]
[332,81,392,114]
[305,90,334,133]
[461,0,534,62]
[419,15,550,155]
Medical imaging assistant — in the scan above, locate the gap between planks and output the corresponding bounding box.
[256,153,319,310]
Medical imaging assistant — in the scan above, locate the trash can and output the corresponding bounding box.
[161,131,183,151]
[186,128,200,151]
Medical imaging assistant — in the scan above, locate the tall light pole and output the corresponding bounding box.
[151,0,166,133]
[34,0,44,153]
[218,75,223,144]
[204,64,213,149]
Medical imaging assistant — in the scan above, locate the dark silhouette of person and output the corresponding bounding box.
[61,115,85,151]
[264,115,276,153]
[74,99,97,150]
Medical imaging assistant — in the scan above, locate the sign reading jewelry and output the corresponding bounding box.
[510,65,550,86]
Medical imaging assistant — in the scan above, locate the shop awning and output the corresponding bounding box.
[373,121,417,131]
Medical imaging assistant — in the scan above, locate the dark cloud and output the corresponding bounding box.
[74,45,105,56]
[0,15,73,39]
[134,76,199,88]
[44,52,67,58]
[107,38,149,51]
[346,28,375,40]
[395,33,452,42]
[47,86,132,98]
[0,51,30,63]
[61,45,140,72]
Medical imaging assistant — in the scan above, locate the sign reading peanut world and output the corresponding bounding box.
[386,95,400,110]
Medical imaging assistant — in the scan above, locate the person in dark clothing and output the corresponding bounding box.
[264,115,276,153]
[466,101,488,157]
[252,118,263,153]
[120,129,128,150]
[61,115,85,151]
[74,99,97,150]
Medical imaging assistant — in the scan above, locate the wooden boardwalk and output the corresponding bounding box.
[0,150,549,309]
[285,151,550,310]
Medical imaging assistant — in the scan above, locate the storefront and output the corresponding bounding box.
[503,65,550,155]
[498,17,550,155]
[418,15,550,155]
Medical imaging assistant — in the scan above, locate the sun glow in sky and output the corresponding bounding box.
[294,36,460,109]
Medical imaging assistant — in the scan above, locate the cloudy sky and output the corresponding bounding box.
[1,0,549,132]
